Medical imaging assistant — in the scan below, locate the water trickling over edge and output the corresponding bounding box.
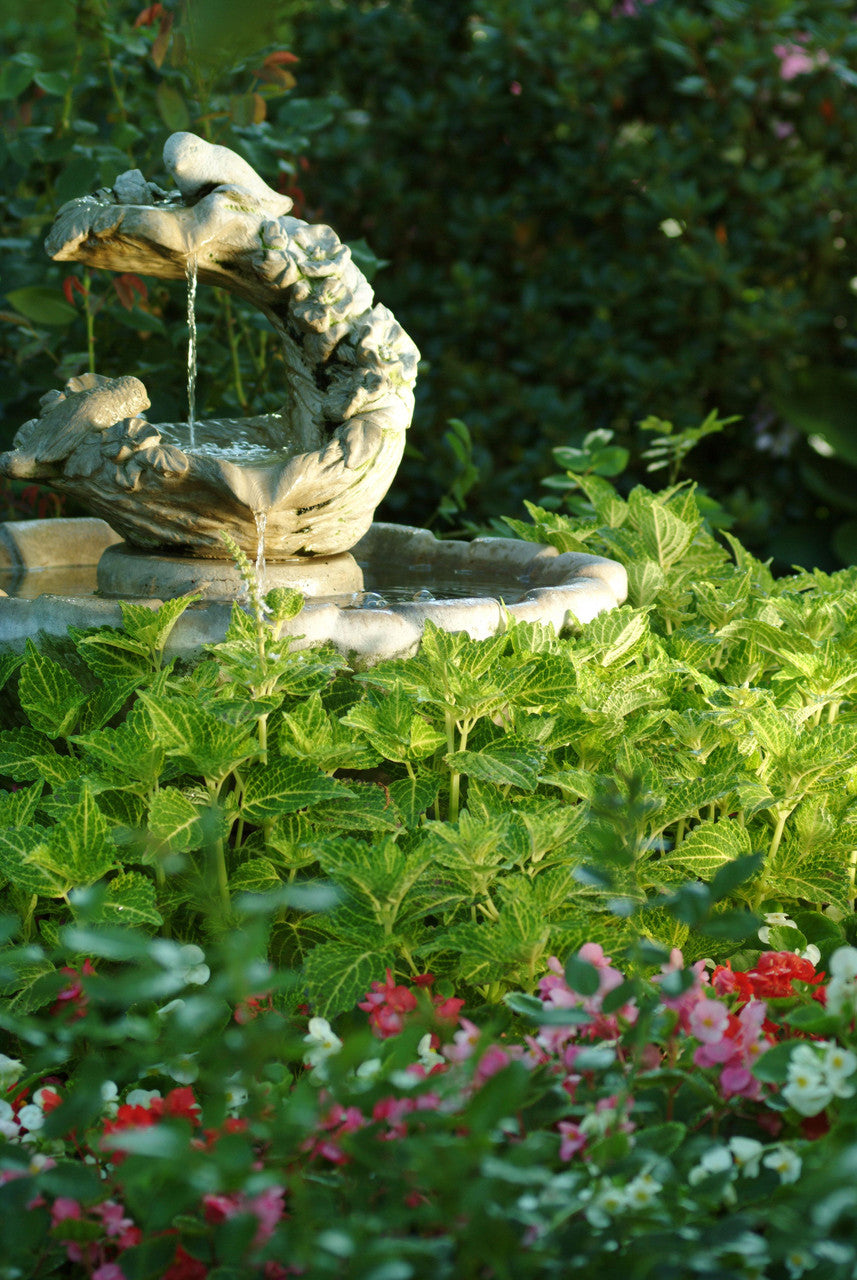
[186,255,198,450]
[253,510,268,592]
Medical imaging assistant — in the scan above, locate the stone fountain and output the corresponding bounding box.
[0,133,627,664]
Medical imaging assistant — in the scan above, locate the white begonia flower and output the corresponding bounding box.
[624,1172,662,1209]
[763,1146,802,1184]
[303,1017,343,1074]
[126,1088,161,1107]
[758,912,797,943]
[830,947,857,981]
[355,1058,383,1084]
[688,1144,733,1185]
[225,1083,248,1113]
[660,218,684,238]
[0,1116,18,1140]
[821,1042,857,1097]
[585,1181,629,1227]
[0,1055,23,1092]
[156,998,186,1020]
[785,1247,814,1278]
[166,1053,198,1085]
[27,1152,54,1174]
[800,944,821,966]
[32,1087,58,1110]
[728,1136,764,1178]
[782,1048,833,1116]
[177,944,210,986]
[417,1033,445,1072]
[826,973,857,1019]
[16,1104,44,1132]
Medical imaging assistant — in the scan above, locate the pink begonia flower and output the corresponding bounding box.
[773,120,795,139]
[689,997,731,1044]
[474,1045,511,1086]
[50,1198,82,1224]
[558,1121,587,1160]
[720,1065,759,1099]
[773,41,829,80]
[247,1186,285,1246]
[93,1266,127,1280]
[444,1018,482,1063]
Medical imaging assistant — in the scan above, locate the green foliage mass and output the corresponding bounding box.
[292,0,857,568]
[2,471,857,1021]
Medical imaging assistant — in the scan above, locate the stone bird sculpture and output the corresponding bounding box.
[6,374,150,475]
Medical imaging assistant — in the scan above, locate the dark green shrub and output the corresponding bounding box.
[293,0,857,565]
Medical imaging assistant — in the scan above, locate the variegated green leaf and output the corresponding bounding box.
[667,819,753,878]
[241,760,346,823]
[94,871,162,927]
[18,639,87,737]
[304,940,394,1017]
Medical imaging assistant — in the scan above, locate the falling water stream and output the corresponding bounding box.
[186,255,198,450]
[254,510,268,591]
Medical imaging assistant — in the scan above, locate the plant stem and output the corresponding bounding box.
[768,807,791,862]
[84,271,96,373]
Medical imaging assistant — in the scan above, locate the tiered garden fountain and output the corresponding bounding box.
[0,133,626,664]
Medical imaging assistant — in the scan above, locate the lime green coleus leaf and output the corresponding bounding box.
[241,760,348,823]
[136,692,256,779]
[0,651,23,692]
[33,787,118,886]
[0,727,80,786]
[304,940,395,1017]
[91,871,163,927]
[119,595,198,656]
[305,782,402,833]
[148,787,210,853]
[665,818,753,878]
[0,782,43,829]
[229,857,285,894]
[388,773,441,829]
[0,828,68,896]
[73,711,165,789]
[69,627,152,681]
[446,742,543,792]
[280,691,382,772]
[315,835,431,911]
[575,607,649,668]
[75,678,139,734]
[767,840,853,913]
[627,486,697,570]
[342,687,445,762]
[18,640,87,737]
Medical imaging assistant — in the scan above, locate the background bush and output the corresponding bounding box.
[3,0,857,568]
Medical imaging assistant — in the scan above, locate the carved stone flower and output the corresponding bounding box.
[64,435,109,480]
[137,442,190,477]
[292,225,351,278]
[100,417,161,463]
[352,310,419,383]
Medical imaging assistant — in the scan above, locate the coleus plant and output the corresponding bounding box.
[0,475,856,1014]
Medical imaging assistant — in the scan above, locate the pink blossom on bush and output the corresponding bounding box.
[774,39,830,81]
[93,1266,127,1280]
[689,997,731,1044]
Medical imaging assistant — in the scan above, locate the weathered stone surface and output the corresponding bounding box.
[97,543,363,600]
[0,519,628,667]
[0,133,420,560]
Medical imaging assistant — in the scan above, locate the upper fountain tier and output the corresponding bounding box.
[0,132,420,560]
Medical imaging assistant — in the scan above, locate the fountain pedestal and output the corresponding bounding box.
[97,543,364,601]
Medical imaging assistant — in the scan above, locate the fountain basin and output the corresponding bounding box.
[0,518,627,667]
